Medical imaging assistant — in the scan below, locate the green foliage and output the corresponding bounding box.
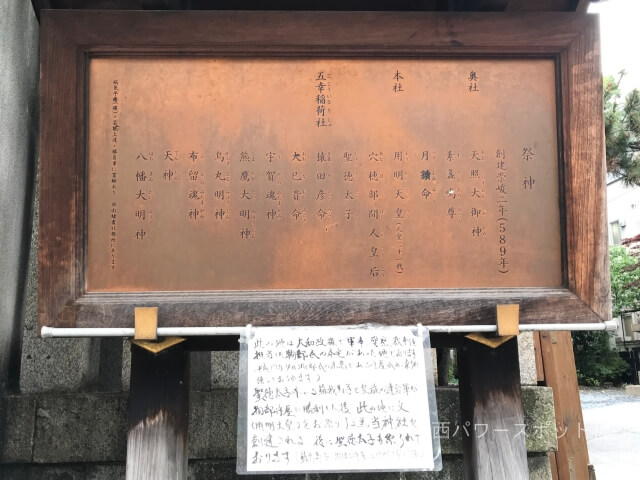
[604,73,640,186]
[610,245,640,317]
[572,331,629,386]
[571,245,640,386]
[448,354,458,385]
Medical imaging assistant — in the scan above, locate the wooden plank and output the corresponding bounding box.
[458,337,529,479]
[38,12,84,330]
[62,288,603,328]
[549,451,560,480]
[539,331,590,480]
[127,342,189,480]
[534,331,546,383]
[560,14,611,322]
[42,10,593,53]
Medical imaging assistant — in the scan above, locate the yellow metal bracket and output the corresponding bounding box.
[133,307,185,354]
[466,304,520,349]
[496,304,520,337]
[465,332,515,349]
[132,336,186,354]
[134,307,158,341]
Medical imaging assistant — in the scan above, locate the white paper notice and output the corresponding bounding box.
[242,326,435,473]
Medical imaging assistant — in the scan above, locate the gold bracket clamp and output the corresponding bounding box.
[133,307,185,353]
[134,307,158,341]
[466,304,520,349]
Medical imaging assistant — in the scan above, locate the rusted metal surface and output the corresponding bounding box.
[87,57,561,292]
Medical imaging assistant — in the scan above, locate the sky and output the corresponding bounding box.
[589,0,640,94]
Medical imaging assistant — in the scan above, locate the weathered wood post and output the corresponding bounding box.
[127,340,190,480]
[538,331,591,480]
[458,337,528,480]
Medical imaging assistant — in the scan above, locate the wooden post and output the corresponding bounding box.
[458,337,529,480]
[538,331,590,480]
[127,341,190,480]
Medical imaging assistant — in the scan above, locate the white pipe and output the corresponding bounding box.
[41,320,617,339]
[519,321,617,332]
[41,327,137,338]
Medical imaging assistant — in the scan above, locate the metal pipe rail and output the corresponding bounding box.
[41,320,617,338]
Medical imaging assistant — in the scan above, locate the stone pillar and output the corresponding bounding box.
[0,0,39,394]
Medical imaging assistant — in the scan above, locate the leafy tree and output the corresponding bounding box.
[604,72,640,185]
[572,330,629,386]
[571,245,640,386]
[610,244,640,317]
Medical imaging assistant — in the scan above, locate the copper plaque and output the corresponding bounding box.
[87,58,561,292]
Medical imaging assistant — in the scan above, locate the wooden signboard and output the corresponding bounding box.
[39,11,609,332]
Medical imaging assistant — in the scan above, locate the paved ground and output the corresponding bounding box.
[580,388,640,480]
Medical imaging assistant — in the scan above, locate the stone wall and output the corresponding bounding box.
[1,385,556,479]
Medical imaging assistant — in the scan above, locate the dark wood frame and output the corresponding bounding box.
[39,10,609,332]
